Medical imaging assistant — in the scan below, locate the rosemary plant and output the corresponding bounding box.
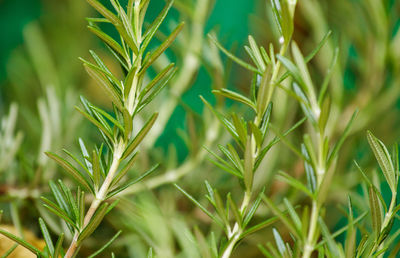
[1,0,400,257]
[176,1,302,257]
[1,0,181,257]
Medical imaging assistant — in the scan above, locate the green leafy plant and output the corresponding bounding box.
[0,0,400,257]
[2,0,182,256]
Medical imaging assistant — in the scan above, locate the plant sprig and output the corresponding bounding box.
[176,1,300,257]
[0,0,182,257]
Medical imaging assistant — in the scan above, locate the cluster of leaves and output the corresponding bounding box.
[175,0,306,257]
[177,0,399,257]
[0,0,182,257]
[0,0,400,257]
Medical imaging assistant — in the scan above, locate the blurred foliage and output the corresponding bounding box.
[0,0,399,257]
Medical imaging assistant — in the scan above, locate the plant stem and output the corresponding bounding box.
[303,200,318,258]
[64,141,125,258]
[220,191,251,258]
[221,42,290,258]
[264,43,288,111]
[303,107,326,258]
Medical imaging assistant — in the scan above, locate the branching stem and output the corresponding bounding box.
[64,141,125,258]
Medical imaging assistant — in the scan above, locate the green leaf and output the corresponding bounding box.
[270,125,307,161]
[231,114,247,146]
[62,148,91,181]
[80,54,121,90]
[245,46,263,72]
[208,34,259,74]
[305,30,332,63]
[117,5,138,49]
[86,0,119,25]
[291,42,316,98]
[273,228,287,256]
[318,218,340,257]
[141,0,174,52]
[244,135,254,191]
[318,48,339,104]
[378,216,395,245]
[204,146,243,178]
[227,193,242,228]
[249,121,263,148]
[354,161,389,214]
[92,150,101,191]
[302,145,317,193]
[89,104,125,133]
[140,22,184,73]
[49,181,74,220]
[248,35,266,71]
[255,117,306,170]
[137,67,177,113]
[86,17,111,23]
[368,185,382,238]
[262,195,300,239]
[243,189,264,227]
[276,54,306,89]
[1,244,18,258]
[139,63,175,98]
[218,144,243,173]
[122,113,158,159]
[327,110,357,167]
[270,0,283,38]
[77,98,114,142]
[174,184,224,228]
[258,244,275,258]
[123,62,138,99]
[122,108,133,139]
[204,181,216,206]
[48,181,68,216]
[200,96,241,146]
[292,82,316,126]
[77,140,91,171]
[61,180,80,223]
[318,96,331,131]
[39,218,54,255]
[260,102,272,138]
[271,0,295,42]
[88,230,122,258]
[147,248,153,258]
[84,64,123,109]
[0,228,40,255]
[41,197,78,230]
[242,214,279,238]
[283,198,302,234]
[87,26,126,61]
[45,152,93,192]
[303,134,318,168]
[212,89,256,111]
[110,152,139,188]
[78,202,109,243]
[315,211,367,249]
[53,234,65,258]
[367,131,397,192]
[213,190,228,225]
[77,189,85,228]
[277,171,314,199]
[107,164,158,198]
[260,46,271,65]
